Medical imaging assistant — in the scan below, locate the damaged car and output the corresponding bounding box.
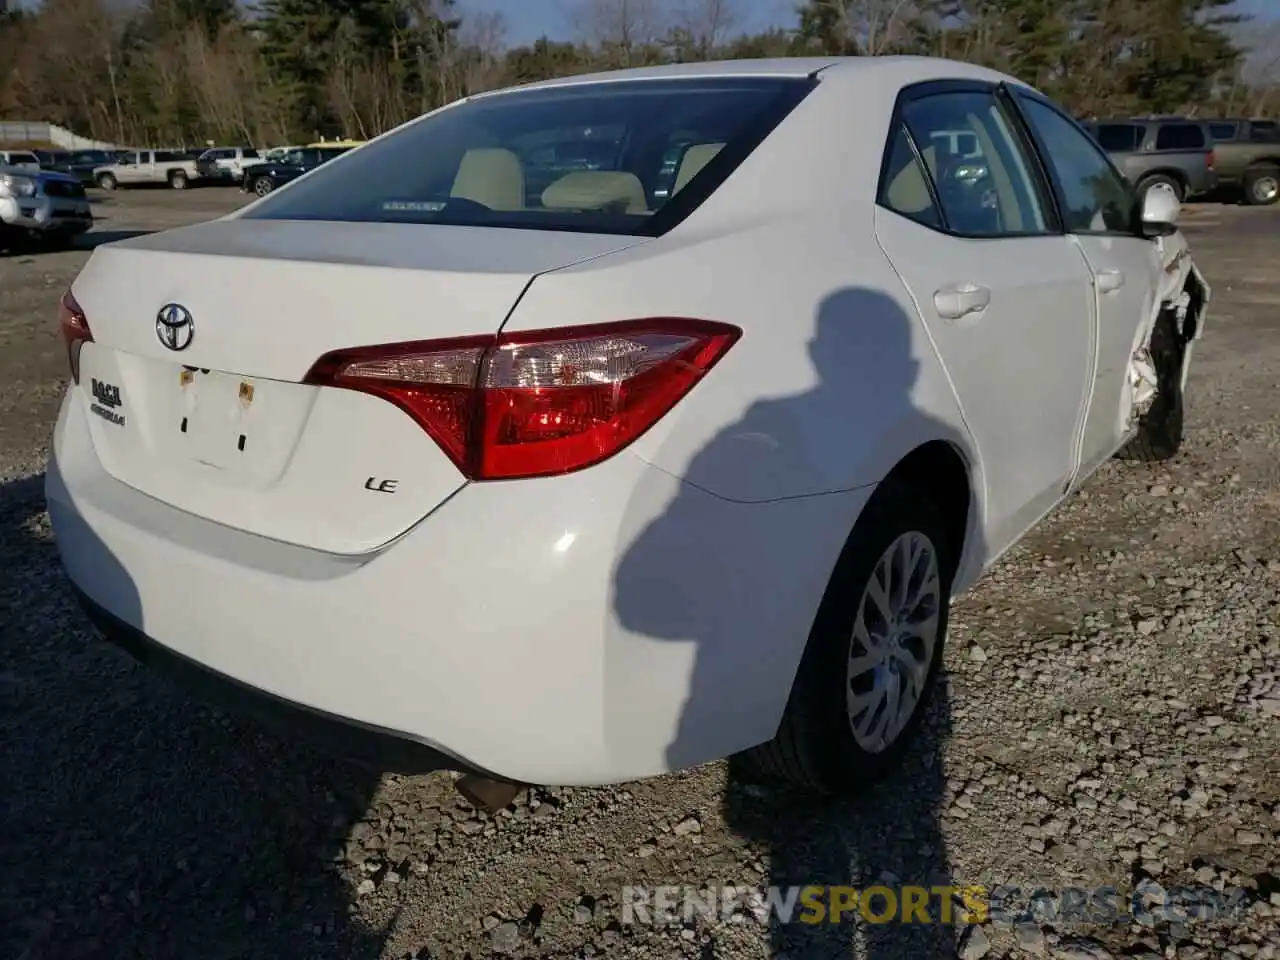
[46,57,1208,805]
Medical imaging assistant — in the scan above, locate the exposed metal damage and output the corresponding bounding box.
[1126,290,1193,429]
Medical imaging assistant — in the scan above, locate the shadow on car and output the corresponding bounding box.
[75,230,155,250]
[0,472,390,960]
[615,287,975,958]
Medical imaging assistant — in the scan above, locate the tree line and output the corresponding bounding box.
[0,0,1276,149]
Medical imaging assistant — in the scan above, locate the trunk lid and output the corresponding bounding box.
[71,219,647,554]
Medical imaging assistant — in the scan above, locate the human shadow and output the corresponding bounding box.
[0,471,388,959]
[616,288,975,958]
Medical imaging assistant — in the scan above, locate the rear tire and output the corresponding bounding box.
[169,170,188,190]
[738,479,955,796]
[1118,310,1185,462]
[96,173,117,191]
[1137,173,1184,204]
[1242,164,1280,206]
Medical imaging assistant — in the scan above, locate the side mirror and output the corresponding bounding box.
[1139,182,1180,237]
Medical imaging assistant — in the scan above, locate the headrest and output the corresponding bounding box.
[541,171,648,214]
[451,148,525,211]
[672,143,725,195]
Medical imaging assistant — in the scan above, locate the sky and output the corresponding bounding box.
[463,0,794,46]
[466,0,1277,47]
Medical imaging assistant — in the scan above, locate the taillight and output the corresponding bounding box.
[57,289,93,384]
[1207,149,1215,170]
[305,318,740,480]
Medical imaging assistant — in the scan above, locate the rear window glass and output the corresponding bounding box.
[1154,124,1205,150]
[155,151,186,162]
[242,77,814,236]
[9,152,38,163]
[1250,121,1279,143]
[1094,124,1142,152]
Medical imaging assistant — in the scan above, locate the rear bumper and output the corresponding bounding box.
[73,584,495,776]
[46,387,862,785]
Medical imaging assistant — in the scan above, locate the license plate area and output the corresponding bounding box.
[176,367,266,472]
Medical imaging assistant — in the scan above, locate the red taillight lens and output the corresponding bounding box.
[1207,149,1215,170]
[57,289,93,384]
[305,319,740,480]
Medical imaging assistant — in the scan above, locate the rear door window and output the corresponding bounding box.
[1094,124,1142,152]
[241,77,815,236]
[1154,124,1206,150]
[1250,122,1279,143]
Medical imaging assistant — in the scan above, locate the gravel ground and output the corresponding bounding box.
[0,189,1277,960]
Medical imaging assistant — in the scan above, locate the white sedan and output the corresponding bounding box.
[47,56,1209,802]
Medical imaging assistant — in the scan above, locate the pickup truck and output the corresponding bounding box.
[0,163,93,250]
[194,146,262,184]
[93,150,201,190]
[1205,118,1280,206]
[1080,118,1217,204]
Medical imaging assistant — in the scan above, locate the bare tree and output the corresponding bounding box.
[458,10,509,95]
[674,0,740,50]
[1240,19,1280,115]
[565,0,668,65]
[809,0,920,55]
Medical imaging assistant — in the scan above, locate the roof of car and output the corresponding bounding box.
[479,55,1018,96]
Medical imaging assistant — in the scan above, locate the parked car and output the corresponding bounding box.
[1203,118,1280,206]
[93,150,201,190]
[32,148,71,169]
[48,57,1208,803]
[194,146,262,184]
[1080,117,1217,203]
[240,144,352,196]
[41,149,119,185]
[0,163,92,250]
[0,149,42,171]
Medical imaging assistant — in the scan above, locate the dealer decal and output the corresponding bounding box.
[90,377,125,426]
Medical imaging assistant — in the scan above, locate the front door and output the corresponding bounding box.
[874,84,1098,554]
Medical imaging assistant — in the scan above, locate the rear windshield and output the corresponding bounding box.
[242,77,814,236]
[8,152,38,163]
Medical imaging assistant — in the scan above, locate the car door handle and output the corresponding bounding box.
[933,283,991,320]
[1096,269,1125,293]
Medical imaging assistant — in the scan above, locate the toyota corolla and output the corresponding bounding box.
[47,57,1209,801]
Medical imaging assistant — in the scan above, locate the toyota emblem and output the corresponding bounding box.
[156,303,195,351]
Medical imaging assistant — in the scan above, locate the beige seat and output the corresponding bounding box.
[450,148,525,211]
[542,171,649,214]
[672,143,725,195]
[886,144,937,217]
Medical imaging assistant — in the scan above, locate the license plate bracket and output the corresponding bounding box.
[178,368,260,470]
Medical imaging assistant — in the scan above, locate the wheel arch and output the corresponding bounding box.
[876,439,977,586]
[1136,168,1188,189]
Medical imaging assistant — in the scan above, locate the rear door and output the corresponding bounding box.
[874,82,1097,552]
[1011,92,1162,475]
